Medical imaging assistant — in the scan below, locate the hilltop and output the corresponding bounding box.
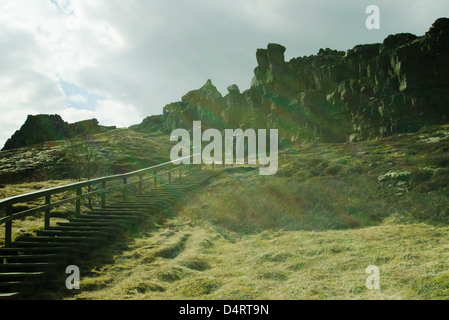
[0,128,174,185]
[58,123,449,299]
[2,114,116,151]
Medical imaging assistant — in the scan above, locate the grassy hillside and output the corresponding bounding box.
[66,219,449,300]
[0,128,175,184]
[1,124,449,299]
[65,124,449,300]
[183,124,449,233]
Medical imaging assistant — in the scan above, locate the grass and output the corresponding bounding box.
[68,216,449,300]
[0,128,176,184]
[184,171,389,233]
[2,123,449,299]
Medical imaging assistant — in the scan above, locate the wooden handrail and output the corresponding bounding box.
[0,153,201,246]
[0,154,197,209]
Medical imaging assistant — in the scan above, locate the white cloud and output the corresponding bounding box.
[94,99,142,128]
[59,100,141,129]
[59,107,97,124]
[0,0,129,146]
[1,0,448,147]
[67,94,88,104]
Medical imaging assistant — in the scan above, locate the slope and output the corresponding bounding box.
[66,124,449,300]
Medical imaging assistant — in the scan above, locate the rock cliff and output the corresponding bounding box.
[161,18,449,143]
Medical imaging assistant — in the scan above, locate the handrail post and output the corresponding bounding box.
[5,205,12,247]
[178,166,182,179]
[138,176,143,195]
[45,194,51,229]
[154,171,158,188]
[88,185,92,209]
[123,178,127,200]
[101,181,106,208]
[76,187,81,217]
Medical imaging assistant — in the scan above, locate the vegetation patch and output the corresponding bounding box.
[416,273,449,299]
[178,277,222,296]
[2,124,449,300]
[181,257,211,271]
[157,267,186,282]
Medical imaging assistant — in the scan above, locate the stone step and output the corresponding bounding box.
[117,200,171,207]
[16,236,100,248]
[0,246,80,260]
[84,213,139,221]
[92,210,150,217]
[87,211,145,221]
[68,217,137,231]
[0,292,22,300]
[118,194,172,201]
[88,208,138,216]
[103,203,152,208]
[0,272,47,283]
[130,197,175,205]
[0,262,58,274]
[88,211,147,221]
[136,193,182,198]
[80,215,141,227]
[58,221,126,232]
[12,241,90,254]
[48,226,120,240]
[91,209,147,214]
[0,254,68,265]
[0,281,37,296]
[35,230,110,245]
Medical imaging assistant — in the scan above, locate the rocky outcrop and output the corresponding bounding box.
[69,119,115,137]
[129,115,166,133]
[163,79,227,131]
[2,114,116,151]
[161,18,449,143]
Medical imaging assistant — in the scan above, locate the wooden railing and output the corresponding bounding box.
[0,155,200,247]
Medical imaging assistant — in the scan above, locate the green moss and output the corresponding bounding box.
[178,277,222,296]
[181,258,211,271]
[258,271,289,281]
[157,267,186,282]
[416,273,449,299]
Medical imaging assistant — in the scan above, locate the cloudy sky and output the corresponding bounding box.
[0,0,447,146]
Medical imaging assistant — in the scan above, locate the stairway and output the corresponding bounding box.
[0,169,220,300]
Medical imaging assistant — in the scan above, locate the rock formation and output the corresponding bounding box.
[160,18,449,143]
[129,115,165,133]
[5,18,449,149]
[2,114,116,150]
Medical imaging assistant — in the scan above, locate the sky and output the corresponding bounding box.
[0,0,448,146]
